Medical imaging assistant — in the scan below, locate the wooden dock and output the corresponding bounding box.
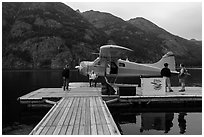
[26,83,120,135]
[18,82,201,135]
[18,83,101,105]
[119,86,202,102]
[104,86,202,103]
[19,83,202,105]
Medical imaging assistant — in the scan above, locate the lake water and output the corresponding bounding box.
[2,69,202,134]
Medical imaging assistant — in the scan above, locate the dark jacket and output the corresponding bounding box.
[161,67,171,77]
[62,68,70,78]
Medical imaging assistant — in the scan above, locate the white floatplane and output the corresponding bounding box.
[75,45,179,77]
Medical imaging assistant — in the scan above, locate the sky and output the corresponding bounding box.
[66,2,202,40]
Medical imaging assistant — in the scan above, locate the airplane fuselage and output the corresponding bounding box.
[79,59,161,77]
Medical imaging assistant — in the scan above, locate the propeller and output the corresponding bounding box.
[75,58,82,70]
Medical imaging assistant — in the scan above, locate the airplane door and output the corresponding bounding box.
[110,61,118,74]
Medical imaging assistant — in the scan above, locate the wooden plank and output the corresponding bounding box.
[81,97,86,126]
[93,97,103,135]
[92,97,100,125]
[95,97,103,107]
[74,98,83,125]
[66,97,80,134]
[95,97,107,125]
[52,98,70,126]
[19,88,66,101]
[119,96,202,103]
[79,97,86,135]
[63,97,75,126]
[53,98,73,135]
[44,99,68,135]
[98,99,114,135]
[97,106,107,124]
[53,126,62,135]
[66,125,74,135]
[114,83,138,87]
[46,126,56,135]
[79,125,85,135]
[19,88,44,99]
[73,97,83,135]
[45,98,67,126]
[64,94,99,97]
[57,97,74,126]
[59,126,68,135]
[34,127,44,135]
[96,124,103,135]
[90,97,97,135]
[40,126,49,135]
[84,97,91,135]
[32,98,64,135]
[103,102,120,135]
[102,124,111,135]
[73,123,80,134]
[90,96,94,107]
[95,97,110,134]
[119,95,202,98]
[69,97,80,126]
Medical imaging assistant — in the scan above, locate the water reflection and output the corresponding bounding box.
[164,113,174,133]
[140,113,174,133]
[112,111,201,135]
[178,112,187,134]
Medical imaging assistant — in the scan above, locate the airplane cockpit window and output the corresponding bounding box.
[119,63,125,67]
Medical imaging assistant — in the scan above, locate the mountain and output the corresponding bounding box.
[2,2,108,69]
[2,3,202,69]
[82,10,164,62]
[128,17,170,36]
[128,17,202,63]
[82,11,202,66]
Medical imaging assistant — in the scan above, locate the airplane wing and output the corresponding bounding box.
[99,45,133,61]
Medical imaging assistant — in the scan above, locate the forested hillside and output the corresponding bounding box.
[2,2,202,69]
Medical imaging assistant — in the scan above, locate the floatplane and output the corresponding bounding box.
[75,45,178,77]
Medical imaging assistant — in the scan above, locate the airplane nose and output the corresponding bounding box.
[79,65,83,72]
[76,62,86,75]
[75,64,83,71]
[75,61,89,76]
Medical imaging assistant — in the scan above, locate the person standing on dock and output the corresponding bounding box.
[62,64,70,91]
[161,63,173,92]
[89,70,97,87]
[178,64,188,92]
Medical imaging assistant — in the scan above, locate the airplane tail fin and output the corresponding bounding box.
[151,52,176,71]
